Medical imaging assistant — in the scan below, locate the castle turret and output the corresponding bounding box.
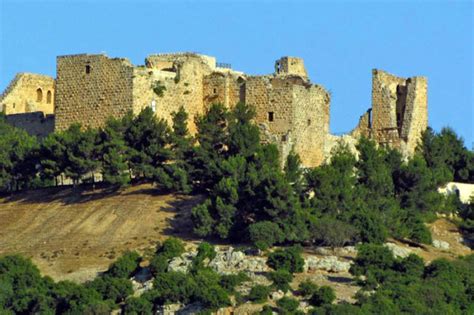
[274,56,308,78]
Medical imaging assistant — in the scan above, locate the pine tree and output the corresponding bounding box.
[98,118,130,187]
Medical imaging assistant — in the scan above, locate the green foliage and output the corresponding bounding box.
[157,237,185,260]
[309,286,335,307]
[248,221,284,250]
[61,124,99,185]
[106,251,140,278]
[97,118,130,187]
[298,280,319,298]
[152,80,166,97]
[276,296,300,313]
[267,269,293,293]
[219,272,250,293]
[152,271,196,304]
[0,118,39,192]
[310,217,358,247]
[418,127,473,183]
[122,296,153,315]
[259,305,274,315]
[248,285,271,303]
[193,242,216,268]
[267,245,304,273]
[87,276,133,303]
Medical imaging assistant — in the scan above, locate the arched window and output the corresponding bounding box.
[36,88,43,102]
[46,91,52,104]
[85,65,91,74]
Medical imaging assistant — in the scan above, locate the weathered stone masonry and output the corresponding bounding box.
[1,52,428,167]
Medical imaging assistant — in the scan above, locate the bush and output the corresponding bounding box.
[267,245,304,273]
[267,269,293,293]
[298,279,319,297]
[152,271,196,304]
[195,285,231,310]
[220,272,250,293]
[276,296,300,312]
[122,296,153,315]
[106,251,140,278]
[149,255,169,276]
[157,237,185,260]
[310,286,336,306]
[87,276,133,304]
[193,242,216,268]
[249,221,285,250]
[311,217,358,247]
[248,285,271,303]
[259,305,274,315]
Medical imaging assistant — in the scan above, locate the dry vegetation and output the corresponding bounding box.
[0,184,202,282]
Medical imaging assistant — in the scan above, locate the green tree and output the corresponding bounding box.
[98,118,130,187]
[62,124,99,186]
[124,107,171,182]
[267,245,305,273]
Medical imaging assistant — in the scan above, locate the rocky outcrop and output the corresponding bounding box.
[304,256,351,273]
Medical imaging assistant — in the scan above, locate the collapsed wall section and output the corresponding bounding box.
[0,73,55,115]
[54,54,134,131]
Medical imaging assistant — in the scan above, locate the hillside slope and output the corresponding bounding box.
[0,184,201,282]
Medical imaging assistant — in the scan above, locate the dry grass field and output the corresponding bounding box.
[0,184,203,282]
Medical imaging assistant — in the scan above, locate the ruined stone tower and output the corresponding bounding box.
[351,69,428,156]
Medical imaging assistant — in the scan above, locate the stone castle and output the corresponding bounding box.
[0,52,427,167]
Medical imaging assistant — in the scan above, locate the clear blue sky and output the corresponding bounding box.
[1,0,472,146]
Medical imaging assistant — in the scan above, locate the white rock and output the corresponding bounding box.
[167,252,196,273]
[304,255,351,272]
[433,240,450,250]
[384,243,412,258]
[270,290,285,300]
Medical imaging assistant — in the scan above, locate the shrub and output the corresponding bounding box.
[298,279,319,297]
[267,245,304,273]
[311,217,358,247]
[105,251,140,279]
[259,305,274,315]
[195,285,231,311]
[193,242,216,268]
[276,296,300,312]
[157,237,185,260]
[310,286,336,306]
[249,221,284,250]
[149,255,169,276]
[153,271,196,304]
[152,81,166,97]
[122,296,153,315]
[267,269,293,293]
[220,272,250,293]
[87,276,133,304]
[248,285,271,303]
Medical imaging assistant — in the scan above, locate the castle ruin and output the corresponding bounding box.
[0,52,428,167]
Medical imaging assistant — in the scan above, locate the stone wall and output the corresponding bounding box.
[5,112,55,138]
[133,54,218,134]
[54,54,134,131]
[0,73,54,115]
